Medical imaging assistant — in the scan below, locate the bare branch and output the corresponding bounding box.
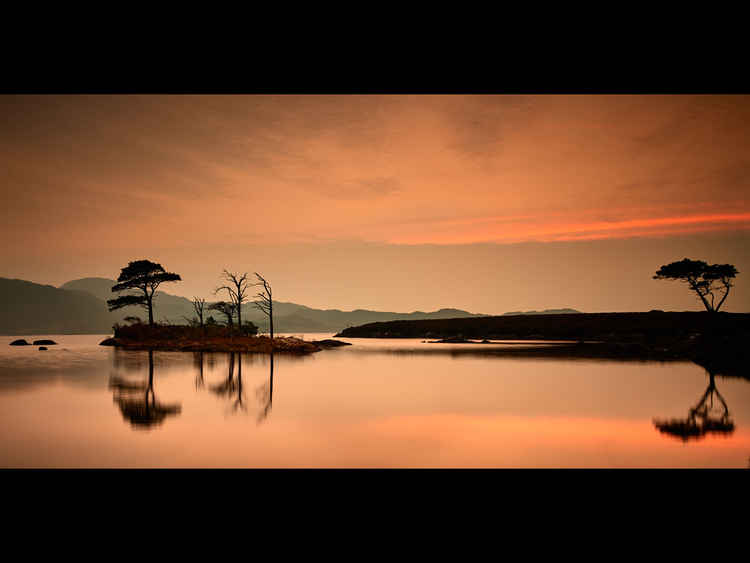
[253,272,274,339]
[216,270,251,329]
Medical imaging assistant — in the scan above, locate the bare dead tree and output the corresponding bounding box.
[208,301,236,327]
[253,272,273,340]
[215,270,250,331]
[192,297,206,327]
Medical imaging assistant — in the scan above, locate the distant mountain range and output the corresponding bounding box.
[0,276,582,335]
[0,277,482,335]
[502,308,581,315]
[0,278,114,335]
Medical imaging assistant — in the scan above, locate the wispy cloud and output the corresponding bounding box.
[388,212,750,245]
[1,95,749,252]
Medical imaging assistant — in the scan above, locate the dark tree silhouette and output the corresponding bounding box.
[193,297,206,327]
[109,350,181,429]
[107,260,182,325]
[216,270,250,331]
[653,369,735,441]
[208,301,236,327]
[653,258,738,312]
[253,273,274,339]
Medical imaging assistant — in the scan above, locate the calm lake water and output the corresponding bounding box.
[1,334,749,468]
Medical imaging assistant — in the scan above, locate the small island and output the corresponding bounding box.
[100,324,348,354]
[97,261,350,354]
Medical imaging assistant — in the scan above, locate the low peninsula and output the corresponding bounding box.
[335,311,750,370]
[335,311,750,341]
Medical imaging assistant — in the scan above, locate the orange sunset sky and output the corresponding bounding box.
[1,94,749,313]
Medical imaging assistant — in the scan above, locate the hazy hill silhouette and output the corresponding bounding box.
[1,276,489,335]
[503,308,581,315]
[59,277,490,332]
[0,278,113,334]
[60,277,195,324]
[60,277,135,300]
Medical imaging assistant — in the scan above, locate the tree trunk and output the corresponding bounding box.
[148,296,154,325]
[690,282,713,312]
[715,286,730,312]
[269,300,273,340]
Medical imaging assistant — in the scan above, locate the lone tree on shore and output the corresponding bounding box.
[215,270,250,331]
[253,272,274,339]
[653,258,738,312]
[208,301,237,327]
[107,260,182,325]
[192,297,206,327]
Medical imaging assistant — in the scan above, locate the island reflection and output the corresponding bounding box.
[105,343,748,444]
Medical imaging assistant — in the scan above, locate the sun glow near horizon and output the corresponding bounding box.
[2,94,749,313]
[386,211,750,245]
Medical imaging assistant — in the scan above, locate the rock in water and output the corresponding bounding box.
[33,339,57,345]
[39,346,48,351]
[99,337,121,346]
[428,336,475,343]
[10,339,30,346]
[310,339,353,348]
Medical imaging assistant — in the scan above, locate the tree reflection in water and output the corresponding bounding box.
[256,353,274,424]
[109,350,182,430]
[194,351,205,390]
[204,351,275,420]
[653,369,735,441]
[209,352,246,413]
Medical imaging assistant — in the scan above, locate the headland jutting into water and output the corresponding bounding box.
[335,311,750,376]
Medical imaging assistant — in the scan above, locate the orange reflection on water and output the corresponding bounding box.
[355,414,749,468]
[2,335,750,468]
[2,386,749,468]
